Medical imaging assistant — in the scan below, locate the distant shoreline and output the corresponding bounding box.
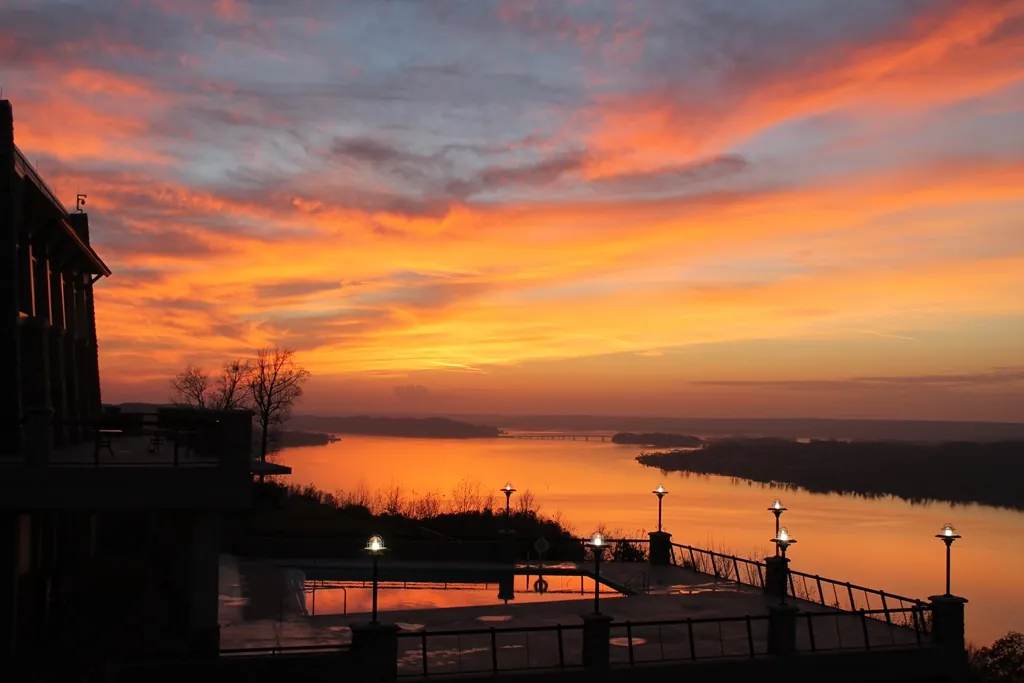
[636,438,1024,511]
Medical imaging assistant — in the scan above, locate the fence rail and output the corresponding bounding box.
[220,643,351,657]
[396,623,586,677]
[669,543,929,632]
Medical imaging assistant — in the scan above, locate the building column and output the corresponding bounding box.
[0,101,23,458]
[48,327,68,448]
[83,283,102,412]
[20,317,53,462]
[188,514,221,656]
[62,278,81,443]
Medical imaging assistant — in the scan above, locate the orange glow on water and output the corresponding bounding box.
[274,436,1024,645]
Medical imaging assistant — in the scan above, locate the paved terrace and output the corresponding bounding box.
[220,557,928,675]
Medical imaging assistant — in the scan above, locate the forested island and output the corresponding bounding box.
[612,432,705,447]
[287,415,501,439]
[636,438,1024,510]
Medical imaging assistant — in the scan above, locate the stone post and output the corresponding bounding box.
[767,603,799,656]
[581,613,613,669]
[763,555,789,600]
[351,622,400,682]
[648,531,672,566]
[929,594,968,654]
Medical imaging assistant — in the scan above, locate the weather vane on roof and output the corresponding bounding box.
[76,194,87,213]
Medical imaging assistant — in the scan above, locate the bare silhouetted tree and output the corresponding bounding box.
[211,359,251,410]
[170,364,209,408]
[247,348,311,461]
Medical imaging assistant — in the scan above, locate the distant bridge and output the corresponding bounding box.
[501,433,610,442]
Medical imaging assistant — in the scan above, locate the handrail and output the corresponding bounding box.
[220,643,350,656]
[669,542,929,629]
[396,622,584,638]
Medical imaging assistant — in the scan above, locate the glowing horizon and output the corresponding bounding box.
[4,0,1023,420]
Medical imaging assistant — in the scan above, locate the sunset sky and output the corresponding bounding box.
[4,0,1023,420]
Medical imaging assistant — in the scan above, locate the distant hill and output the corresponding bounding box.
[441,414,1024,443]
[611,432,705,447]
[288,415,500,439]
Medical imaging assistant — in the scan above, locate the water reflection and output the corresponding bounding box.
[274,435,1024,645]
[306,575,623,616]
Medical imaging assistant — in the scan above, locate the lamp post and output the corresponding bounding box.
[768,499,786,556]
[652,485,668,532]
[935,523,961,596]
[771,527,796,605]
[587,532,606,615]
[501,483,516,522]
[365,535,386,624]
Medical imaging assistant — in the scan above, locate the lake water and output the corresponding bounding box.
[272,434,1024,646]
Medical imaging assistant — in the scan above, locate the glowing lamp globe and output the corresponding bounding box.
[777,527,791,543]
[772,499,783,510]
[503,483,516,494]
[937,523,960,540]
[653,485,668,496]
[366,535,385,554]
[589,531,605,548]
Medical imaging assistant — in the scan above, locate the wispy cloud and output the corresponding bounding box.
[4,0,1024,419]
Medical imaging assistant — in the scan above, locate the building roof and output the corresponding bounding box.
[12,143,111,277]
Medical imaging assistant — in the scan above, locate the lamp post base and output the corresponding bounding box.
[763,555,789,599]
[351,622,400,682]
[767,603,799,656]
[648,531,672,566]
[581,613,613,669]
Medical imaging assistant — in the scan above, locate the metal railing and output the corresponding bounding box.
[798,607,931,652]
[220,643,351,657]
[786,570,929,631]
[396,623,586,677]
[609,614,771,664]
[670,543,929,632]
[670,543,767,587]
[389,604,933,677]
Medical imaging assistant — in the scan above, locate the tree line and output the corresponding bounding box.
[636,438,1024,511]
[170,347,311,461]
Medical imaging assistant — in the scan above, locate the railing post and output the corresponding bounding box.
[581,614,613,669]
[648,531,672,566]
[929,594,969,662]
[350,623,400,682]
[763,556,789,600]
[767,604,799,657]
[490,628,498,674]
[859,610,871,650]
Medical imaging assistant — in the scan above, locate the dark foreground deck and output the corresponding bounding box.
[219,556,933,678]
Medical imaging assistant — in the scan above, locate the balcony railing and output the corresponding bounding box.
[669,543,929,632]
[9,407,253,469]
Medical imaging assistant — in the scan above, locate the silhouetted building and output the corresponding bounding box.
[1,99,110,456]
[0,100,261,678]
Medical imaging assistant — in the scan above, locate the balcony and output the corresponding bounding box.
[0,408,281,510]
